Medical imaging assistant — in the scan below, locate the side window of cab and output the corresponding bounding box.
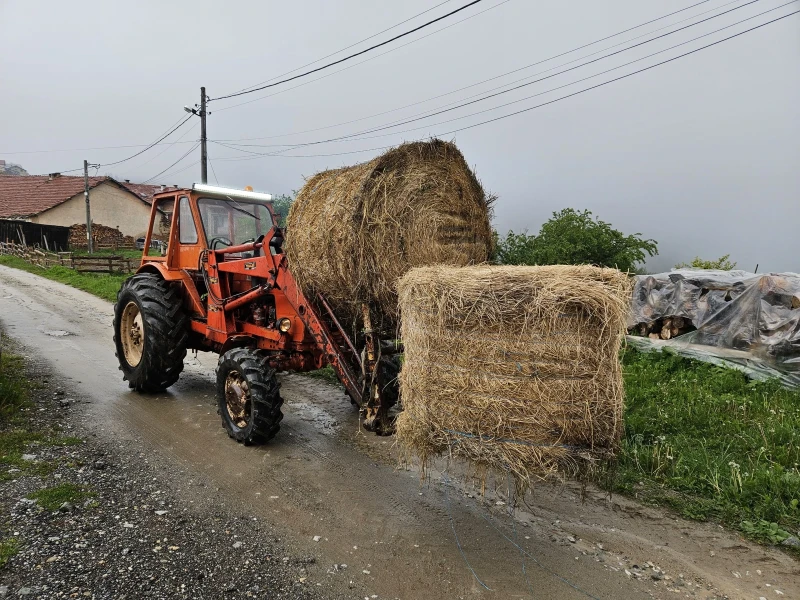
[179,196,198,244]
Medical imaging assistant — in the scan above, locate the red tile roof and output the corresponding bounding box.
[0,175,172,219]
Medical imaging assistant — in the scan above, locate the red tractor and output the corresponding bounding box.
[113,184,400,442]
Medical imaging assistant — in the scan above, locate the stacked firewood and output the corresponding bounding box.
[69,223,135,248]
[636,316,693,340]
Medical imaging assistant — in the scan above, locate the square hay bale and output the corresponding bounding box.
[396,264,631,487]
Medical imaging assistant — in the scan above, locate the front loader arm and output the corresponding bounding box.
[273,255,363,404]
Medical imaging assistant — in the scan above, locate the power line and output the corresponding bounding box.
[99,115,194,168]
[230,0,456,95]
[211,10,798,161]
[214,0,721,131]
[210,0,510,114]
[0,139,198,156]
[159,155,204,182]
[142,142,199,184]
[212,0,488,101]
[218,0,766,153]
[208,152,220,184]
[116,122,200,178]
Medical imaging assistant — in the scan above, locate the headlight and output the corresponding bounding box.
[278,318,292,333]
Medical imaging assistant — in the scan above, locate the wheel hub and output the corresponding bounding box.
[225,372,250,429]
[120,301,144,367]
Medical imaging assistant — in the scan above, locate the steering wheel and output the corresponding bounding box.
[209,236,233,250]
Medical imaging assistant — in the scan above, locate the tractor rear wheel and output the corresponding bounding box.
[113,274,188,392]
[216,348,283,445]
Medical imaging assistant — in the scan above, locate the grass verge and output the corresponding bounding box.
[27,483,93,511]
[607,349,800,546]
[0,351,28,421]
[0,255,128,302]
[0,538,19,568]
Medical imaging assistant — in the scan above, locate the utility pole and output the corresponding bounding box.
[200,86,208,184]
[83,159,93,254]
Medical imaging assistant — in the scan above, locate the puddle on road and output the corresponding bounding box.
[286,401,339,433]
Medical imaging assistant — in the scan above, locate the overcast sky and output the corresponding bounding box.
[1,0,798,272]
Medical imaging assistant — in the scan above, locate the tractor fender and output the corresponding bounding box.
[220,335,258,356]
[136,262,181,280]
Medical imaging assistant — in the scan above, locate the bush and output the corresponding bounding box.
[495,208,657,272]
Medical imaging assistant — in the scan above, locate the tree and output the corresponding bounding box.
[271,193,295,227]
[495,208,657,272]
[675,254,737,270]
[493,230,537,265]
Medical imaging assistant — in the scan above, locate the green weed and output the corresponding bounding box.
[608,350,800,544]
[28,483,92,511]
[0,352,29,421]
[0,538,19,568]
[0,256,128,302]
[306,365,339,384]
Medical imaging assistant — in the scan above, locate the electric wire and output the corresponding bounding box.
[230,0,456,95]
[99,115,194,168]
[211,10,798,162]
[119,121,200,175]
[214,0,723,137]
[215,0,765,153]
[208,153,220,184]
[154,157,200,182]
[212,0,487,101]
[142,142,199,184]
[212,0,513,113]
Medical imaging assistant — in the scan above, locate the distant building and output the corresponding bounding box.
[0,161,29,176]
[0,174,174,238]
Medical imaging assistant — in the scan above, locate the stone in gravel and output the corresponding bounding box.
[154,510,167,516]
[567,536,576,543]
[781,536,800,548]
[58,502,74,512]
[312,536,321,542]
[232,541,243,549]
[651,571,663,581]
[21,454,36,462]
[92,460,107,470]
[17,589,32,596]
[0,585,7,596]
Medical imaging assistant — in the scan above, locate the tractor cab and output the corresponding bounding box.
[142,184,277,264]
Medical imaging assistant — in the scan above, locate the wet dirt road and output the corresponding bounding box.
[1,264,797,600]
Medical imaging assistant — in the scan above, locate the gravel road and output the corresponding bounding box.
[1,264,797,600]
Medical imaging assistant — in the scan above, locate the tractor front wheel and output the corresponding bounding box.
[216,348,283,445]
[113,274,188,392]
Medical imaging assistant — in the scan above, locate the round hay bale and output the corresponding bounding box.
[285,140,492,331]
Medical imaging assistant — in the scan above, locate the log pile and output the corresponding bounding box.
[69,223,135,249]
[629,269,800,359]
[636,316,694,340]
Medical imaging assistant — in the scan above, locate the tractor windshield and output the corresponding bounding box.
[198,197,273,247]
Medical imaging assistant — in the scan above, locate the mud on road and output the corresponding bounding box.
[1,264,798,600]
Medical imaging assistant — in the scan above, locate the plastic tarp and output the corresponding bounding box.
[628,269,800,387]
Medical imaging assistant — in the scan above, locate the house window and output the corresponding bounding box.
[179,196,198,244]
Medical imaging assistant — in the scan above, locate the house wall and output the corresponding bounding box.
[30,182,152,238]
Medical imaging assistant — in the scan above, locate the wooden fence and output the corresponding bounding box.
[0,220,70,252]
[0,241,138,274]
